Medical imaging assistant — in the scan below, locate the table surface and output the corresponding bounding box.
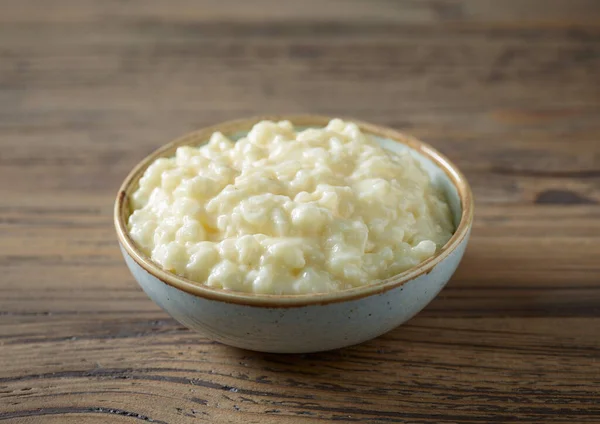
[1,1,599,423]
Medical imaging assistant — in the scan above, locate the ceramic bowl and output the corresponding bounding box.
[114,115,473,353]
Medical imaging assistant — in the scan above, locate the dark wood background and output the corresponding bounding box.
[1,0,599,422]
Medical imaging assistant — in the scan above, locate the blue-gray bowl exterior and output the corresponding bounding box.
[120,229,468,353]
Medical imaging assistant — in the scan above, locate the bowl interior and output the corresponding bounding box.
[115,115,473,306]
[375,135,462,228]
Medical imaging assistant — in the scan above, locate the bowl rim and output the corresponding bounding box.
[114,114,474,307]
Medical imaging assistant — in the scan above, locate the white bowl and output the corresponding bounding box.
[114,115,473,353]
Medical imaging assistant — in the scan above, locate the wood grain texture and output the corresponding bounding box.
[1,0,599,422]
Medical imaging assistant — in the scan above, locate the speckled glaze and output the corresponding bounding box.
[115,115,473,353]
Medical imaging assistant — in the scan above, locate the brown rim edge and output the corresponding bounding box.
[114,114,474,308]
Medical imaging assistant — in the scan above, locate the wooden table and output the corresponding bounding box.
[1,1,599,422]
